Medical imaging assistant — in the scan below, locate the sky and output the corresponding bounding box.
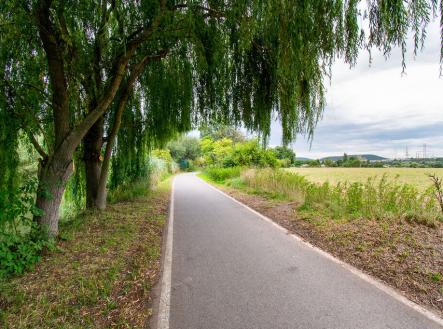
[267,20,443,160]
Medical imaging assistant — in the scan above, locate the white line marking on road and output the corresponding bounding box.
[157,177,175,329]
[197,175,443,327]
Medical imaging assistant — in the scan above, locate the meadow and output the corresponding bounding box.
[287,167,443,191]
[205,166,443,225]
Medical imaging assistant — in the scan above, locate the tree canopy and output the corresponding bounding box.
[0,0,442,235]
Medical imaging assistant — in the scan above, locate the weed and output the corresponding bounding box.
[398,250,410,261]
[429,272,442,282]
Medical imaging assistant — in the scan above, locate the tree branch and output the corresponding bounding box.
[95,48,169,208]
[34,0,70,147]
[61,5,167,155]
[25,129,48,159]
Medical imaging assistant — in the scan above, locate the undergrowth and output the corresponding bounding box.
[204,167,242,183]
[0,178,171,328]
[214,168,443,225]
[0,179,55,278]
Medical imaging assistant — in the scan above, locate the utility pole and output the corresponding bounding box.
[405,146,409,159]
[423,143,427,159]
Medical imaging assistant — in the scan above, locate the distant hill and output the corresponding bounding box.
[296,157,312,161]
[321,154,387,161]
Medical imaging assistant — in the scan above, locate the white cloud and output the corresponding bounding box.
[269,20,443,159]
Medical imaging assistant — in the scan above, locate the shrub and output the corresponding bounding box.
[167,136,201,163]
[205,167,241,182]
[0,226,53,278]
[0,179,54,278]
[229,140,278,168]
[200,138,277,168]
[272,146,296,166]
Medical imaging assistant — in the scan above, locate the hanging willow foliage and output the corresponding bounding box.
[110,53,194,188]
[110,93,148,189]
[0,0,441,231]
[0,78,20,210]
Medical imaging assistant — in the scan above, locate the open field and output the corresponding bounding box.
[287,167,443,191]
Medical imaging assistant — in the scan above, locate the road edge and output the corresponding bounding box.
[197,174,443,327]
[154,177,175,329]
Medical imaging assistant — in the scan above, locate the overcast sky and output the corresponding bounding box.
[268,20,443,159]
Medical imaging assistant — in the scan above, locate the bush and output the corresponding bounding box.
[272,146,296,166]
[205,167,241,182]
[0,226,53,278]
[149,152,178,179]
[200,137,278,168]
[229,140,278,168]
[0,179,54,278]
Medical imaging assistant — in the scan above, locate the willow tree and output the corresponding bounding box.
[0,0,441,235]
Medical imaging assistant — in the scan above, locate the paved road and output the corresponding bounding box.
[167,173,442,329]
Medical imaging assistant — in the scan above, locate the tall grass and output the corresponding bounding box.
[204,167,242,182]
[108,156,174,204]
[241,169,442,224]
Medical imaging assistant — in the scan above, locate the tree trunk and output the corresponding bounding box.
[95,161,109,210]
[31,0,163,235]
[83,116,104,208]
[34,156,73,236]
[94,96,126,210]
[94,54,162,210]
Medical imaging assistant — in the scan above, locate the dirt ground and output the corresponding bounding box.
[220,185,443,317]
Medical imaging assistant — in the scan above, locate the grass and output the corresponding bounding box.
[239,168,443,225]
[287,167,443,191]
[203,167,241,183]
[429,272,442,282]
[0,178,171,328]
[202,167,443,225]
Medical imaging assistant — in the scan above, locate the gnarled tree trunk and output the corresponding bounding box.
[34,155,73,236]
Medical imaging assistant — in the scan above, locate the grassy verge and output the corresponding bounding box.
[200,168,443,316]
[0,178,171,328]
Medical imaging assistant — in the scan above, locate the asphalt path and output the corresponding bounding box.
[161,173,442,329]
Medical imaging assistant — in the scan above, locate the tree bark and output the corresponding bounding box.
[94,88,130,210]
[83,116,104,208]
[34,155,73,236]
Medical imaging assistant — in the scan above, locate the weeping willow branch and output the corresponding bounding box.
[24,129,48,159]
[95,49,169,209]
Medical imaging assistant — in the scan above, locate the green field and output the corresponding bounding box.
[286,167,443,190]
